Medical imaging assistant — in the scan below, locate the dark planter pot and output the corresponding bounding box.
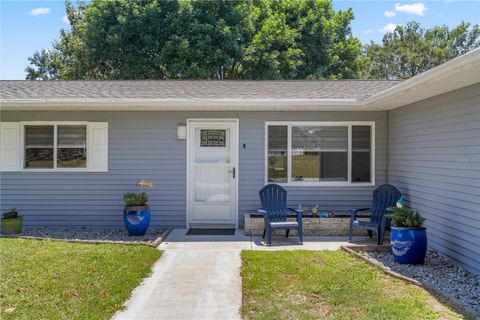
[123,205,151,236]
[390,226,427,264]
[1,216,23,234]
[3,211,18,219]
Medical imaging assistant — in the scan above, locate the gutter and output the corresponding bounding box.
[0,98,360,106]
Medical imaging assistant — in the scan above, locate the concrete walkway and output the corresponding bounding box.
[112,229,371,320]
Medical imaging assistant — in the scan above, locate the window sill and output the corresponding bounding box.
[270,182,375,187]
[17,168,91,173]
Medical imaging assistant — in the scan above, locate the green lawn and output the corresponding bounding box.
[0,238,161,320]
[242,250,464,320]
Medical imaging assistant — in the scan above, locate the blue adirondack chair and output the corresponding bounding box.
[348,184,401,245]
[258,184,303,245]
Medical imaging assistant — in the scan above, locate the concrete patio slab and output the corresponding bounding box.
[111,229,376,320]
[251,234,371,251]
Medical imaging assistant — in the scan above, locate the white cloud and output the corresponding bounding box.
[63,15,70,24]
[395,2,428,16]
[28,7,51,16]
[384,10,396,17]
[362,29,375,34]
[379,23,399,34]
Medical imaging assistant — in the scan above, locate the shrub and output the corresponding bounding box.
[387,207,425,228]
[123,192,149,206]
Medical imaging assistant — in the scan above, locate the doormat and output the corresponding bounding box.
[186,228,235,236]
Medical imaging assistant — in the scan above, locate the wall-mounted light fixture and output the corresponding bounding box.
[176,124,186,140]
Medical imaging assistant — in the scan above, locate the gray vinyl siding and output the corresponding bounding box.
[1,111,387,228]
[388,83,480,275]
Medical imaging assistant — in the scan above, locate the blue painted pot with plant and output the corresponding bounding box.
[387,204,427,264]
[123,180,154,236]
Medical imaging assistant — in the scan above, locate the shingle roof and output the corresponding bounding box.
[0,80,400,101]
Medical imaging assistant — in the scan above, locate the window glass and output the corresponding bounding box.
[200,129,226,147]
[57,125,87,168]
[292,126,348,181]
[24,124,87,169]
[195,128,229,164]
[352,126,371,182]
[267,126,288,183]
[25,125,54,168]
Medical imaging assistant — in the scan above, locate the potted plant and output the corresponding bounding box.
[123,180,154,236]
[387,205,427,264]
[1,207,23,234]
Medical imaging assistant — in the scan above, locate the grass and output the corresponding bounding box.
[242,250,464,320]
[0,238,161,320]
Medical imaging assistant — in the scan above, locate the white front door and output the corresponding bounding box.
[187,119,238,227]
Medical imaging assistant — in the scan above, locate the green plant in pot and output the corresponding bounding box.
[387,205,427,264]
[123,192,149,207]
[123,180,153,236]
[1,207,23,234]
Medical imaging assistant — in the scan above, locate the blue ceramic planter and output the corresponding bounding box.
[390,227,427,264]
[123,206,151,236]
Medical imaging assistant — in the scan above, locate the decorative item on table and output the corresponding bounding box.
[320,211,329,218]
[311,205,319,216]
[328,210,335,217]
[123,179,154,236]
[298,204,308,215]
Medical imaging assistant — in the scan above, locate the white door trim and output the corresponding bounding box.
[186,118,239,229]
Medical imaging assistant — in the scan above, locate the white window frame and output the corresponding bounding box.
[20,121,89,172]
[264,121,375,187]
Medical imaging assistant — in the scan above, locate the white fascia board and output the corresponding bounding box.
[0,98,363,111]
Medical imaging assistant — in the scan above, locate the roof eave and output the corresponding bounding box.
[1,98,367,111]
[1,48,478,111]
[363,47,480,110]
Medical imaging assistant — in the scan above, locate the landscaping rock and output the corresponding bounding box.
[11,226,166,245]
[365,250,480,317]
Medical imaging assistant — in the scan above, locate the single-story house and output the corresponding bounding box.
[1,48,479,273]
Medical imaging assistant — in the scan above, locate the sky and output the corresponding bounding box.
[0,0,479,80]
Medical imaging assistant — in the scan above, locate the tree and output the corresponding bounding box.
[365,21,480,79]
[25,48,62,80]
[25,0,365,80]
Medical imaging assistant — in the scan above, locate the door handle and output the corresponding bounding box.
[229,166,236,179]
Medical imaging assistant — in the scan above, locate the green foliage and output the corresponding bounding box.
[123,192,149,206]
[365,21,480,79]
[387,206,425,228]
[25,48,62,80]
[25,2,480,80]
[25,0,365,80]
